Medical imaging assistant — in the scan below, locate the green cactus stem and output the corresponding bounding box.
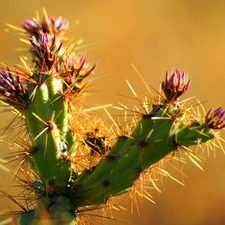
[19,195,77,225]
[73,103,216,206]
[24,73,71,193]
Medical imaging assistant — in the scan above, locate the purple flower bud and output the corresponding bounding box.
[205,107,225,129]
[22,16,69,37]
[161,69,191,102]
[0,68,28,108]
[22,18,39,36]
[62,53,96,86]
[29,32,63,71]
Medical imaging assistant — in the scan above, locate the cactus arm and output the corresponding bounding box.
[74,106,177,206]
[25,74,72,194]
[176,122,214,146]
[73,103,217,206]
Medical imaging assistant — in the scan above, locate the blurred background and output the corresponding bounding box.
[1,0,225,224]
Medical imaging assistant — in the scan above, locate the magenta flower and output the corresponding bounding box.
[29,32,63,71]
[161,69,191,102]
[0,68,28,108]
[22,18,39,35]
[62,53,96,89]
[22,16,69,36]
[42,16,69,34]
[205,107,225,129]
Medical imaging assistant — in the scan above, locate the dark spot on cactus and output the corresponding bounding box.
[85,130,111,156]
[48,179,57,191]
[118,135,128,140]
[107,154,124,165]
[106,154,119,161]
[47,121,56,132]
[90,165,97,171]
[138,139,148,148]
[135,166,143,176]
[102,179,111,188]
[30,145,40,153]
[142,113,153,119]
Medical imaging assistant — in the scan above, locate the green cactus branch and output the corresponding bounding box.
[0,10,225,225]
[73,104,215,206]
[24,73,72,194]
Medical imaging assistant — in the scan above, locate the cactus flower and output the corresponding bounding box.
[161,69,191,102]
[205,107,225,129]
[22,16,69,36]
[0,68,28,108]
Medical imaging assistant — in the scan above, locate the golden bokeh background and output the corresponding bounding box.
[1,0,225,224]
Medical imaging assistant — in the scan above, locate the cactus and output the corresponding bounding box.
[1,10,225,225]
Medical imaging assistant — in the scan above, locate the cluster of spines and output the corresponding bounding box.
[0,11,225,225]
